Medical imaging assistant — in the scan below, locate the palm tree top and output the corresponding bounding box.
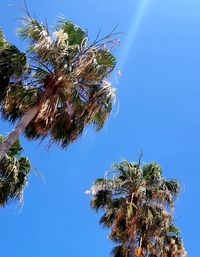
[0,14,118,148]
[88,160,187,257]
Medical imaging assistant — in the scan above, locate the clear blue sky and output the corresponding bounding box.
[0,0,199,256]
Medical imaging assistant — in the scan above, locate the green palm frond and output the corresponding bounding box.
[18,16,53,64]
[164,223,180,236]
[18,17,48,43]
[7,138,23,157]
[0,31,27,102]
[57,20,87,46]
[0,135,31,206]
[142,162,162,179]
[96,49,116,68]
[0,43,26,78]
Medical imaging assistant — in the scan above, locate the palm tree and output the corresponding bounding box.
[0,12,117,160]
[89,160,187,257]
[0,135,31,206]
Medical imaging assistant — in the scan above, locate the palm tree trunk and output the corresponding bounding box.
[0,105,39,160]
[129,221,136,257]
[129,234,136,257]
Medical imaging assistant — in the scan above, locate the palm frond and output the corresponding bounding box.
[1,82,39,122]
[0,29,6,48]
[90,189,112,211]
[99,211,115,228]
[0,135,31,206]
[142,162,162,179]
[18,17,49,44]
[164,180,180,196]
[111,245,128,257]
[56,19,87,47]
[0,31,27,101]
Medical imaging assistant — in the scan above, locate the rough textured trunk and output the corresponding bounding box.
[129,222,136,257]
[0,106,39,160]
[129,234,136,257]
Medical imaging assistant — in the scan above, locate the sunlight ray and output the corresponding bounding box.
[119,0,150,71]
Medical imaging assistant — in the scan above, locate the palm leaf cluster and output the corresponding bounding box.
[0,29,26,100]
[0,15,117,147]
[0,135,31,206]
[89,160,187,257]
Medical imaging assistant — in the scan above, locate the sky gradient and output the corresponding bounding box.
[0,0,199,256]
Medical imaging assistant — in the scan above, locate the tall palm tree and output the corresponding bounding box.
[0,13,117,159]
[89,160,187,257]
[0,135,31,206]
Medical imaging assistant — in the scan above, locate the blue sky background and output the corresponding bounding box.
[0,0,199,256]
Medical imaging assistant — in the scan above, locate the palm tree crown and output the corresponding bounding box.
[0,135,31,206]
[89,160,187,257]
[0,14,117,150]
